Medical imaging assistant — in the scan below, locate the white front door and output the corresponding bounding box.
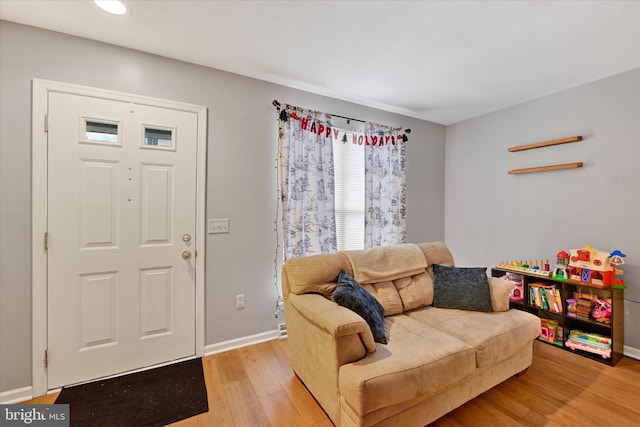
[46,90,200,389]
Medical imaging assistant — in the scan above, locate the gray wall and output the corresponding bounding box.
[0,21,446,393]
[445,68,640,352]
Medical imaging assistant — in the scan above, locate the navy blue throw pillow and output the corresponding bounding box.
[333,270,388,344]
[432,264,494,312]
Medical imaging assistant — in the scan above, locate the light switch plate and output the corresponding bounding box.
[208,218,229,234]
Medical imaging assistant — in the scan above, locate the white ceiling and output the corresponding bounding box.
[1,0,639,125]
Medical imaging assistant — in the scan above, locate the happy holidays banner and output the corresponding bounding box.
[279,107,406,146]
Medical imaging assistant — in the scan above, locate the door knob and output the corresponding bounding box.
[182,234,191,242]
[182,250,192,259]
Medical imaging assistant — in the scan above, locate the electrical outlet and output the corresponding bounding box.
[277,323,288,340]
[208,218,229,234]
[235,294,245,309]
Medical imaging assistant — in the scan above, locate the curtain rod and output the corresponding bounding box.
[272,99,411,134]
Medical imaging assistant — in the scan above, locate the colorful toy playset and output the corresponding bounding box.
[498,246,627,288]
[565,329,612,359]
[503,272,524,302]
[495,259,552,278]
[551,251,570,281]
[565,246,626,288]
[591,298,612,323]
[539,319,563,347]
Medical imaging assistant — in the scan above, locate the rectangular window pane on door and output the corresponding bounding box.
[82,119,120,145]
[333,130,365,251]
[143,126,175,150]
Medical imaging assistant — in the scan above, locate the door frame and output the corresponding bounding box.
[31,79,207,396]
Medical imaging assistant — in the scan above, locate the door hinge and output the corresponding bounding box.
[44,114,48,133]
[44,232,48,251]
[44,350,48,368]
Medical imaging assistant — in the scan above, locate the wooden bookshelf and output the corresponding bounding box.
[492,267,624,366]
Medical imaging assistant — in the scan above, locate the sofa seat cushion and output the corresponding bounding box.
[338,314,476,417]
[407,307,540,368]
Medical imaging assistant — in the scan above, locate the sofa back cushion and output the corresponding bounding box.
[393,272,434,311]
[282,242,459,315]
[361,282,404,316]
[357,272,434,315]
[282,252,352,298]
[417,241,455,268]
[340,244,427,284]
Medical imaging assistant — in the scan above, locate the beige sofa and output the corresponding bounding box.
[282,242,540,427]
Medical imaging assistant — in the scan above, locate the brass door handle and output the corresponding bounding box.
[182,250,192,259]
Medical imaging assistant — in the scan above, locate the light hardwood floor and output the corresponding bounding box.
[25,340,640,426]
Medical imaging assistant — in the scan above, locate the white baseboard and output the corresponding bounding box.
[624,345,640,361]
[0,386,33,404]
[204,330,278,356]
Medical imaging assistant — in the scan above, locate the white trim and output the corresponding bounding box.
[32,79,48,397]
[31,79,207,397]
[194,106,208,358]
[0,386,33,404]
[204,331,278,356]
[624,345,640,361]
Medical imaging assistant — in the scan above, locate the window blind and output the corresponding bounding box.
[333,130,365,251]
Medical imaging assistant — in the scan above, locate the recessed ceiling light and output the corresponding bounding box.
[94,1,127,15]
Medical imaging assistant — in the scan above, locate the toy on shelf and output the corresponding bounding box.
[591,298,612,324]
[565,329,612,359]
[495,259,552,278]
[566,298,577,317]
[567,246,626,288]
[504,272,524,302]
[552,251,570,281]
[540,319,563,347]
[609,250,627,289]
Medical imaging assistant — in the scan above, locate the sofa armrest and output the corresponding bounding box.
[285,293,377,424]
[287,293,376,353]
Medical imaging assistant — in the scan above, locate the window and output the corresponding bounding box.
[143,126,174,149]
[332,128,365,251]
[84,119,119,144]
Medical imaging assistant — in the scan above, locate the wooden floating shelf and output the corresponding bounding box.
[508,136,582,152]
[508,162,583,175]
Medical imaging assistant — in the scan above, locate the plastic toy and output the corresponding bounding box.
[505,272,524,302]
[591,298,612,323]
[539,319,563,347]
[565,329,612,359]
[566,298,577,317]
[609,250,627,289]
[496,260,552,278]
[551,251,570,281]
[567,246,626,288]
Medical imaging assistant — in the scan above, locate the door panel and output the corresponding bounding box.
[47,92,198,389]
[79,160,120,248]
[140,164,174,245]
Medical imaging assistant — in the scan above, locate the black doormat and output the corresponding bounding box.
[55,358,208,427]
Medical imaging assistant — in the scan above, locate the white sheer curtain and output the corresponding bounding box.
[364,122,407,248]
[278,105,337,260]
